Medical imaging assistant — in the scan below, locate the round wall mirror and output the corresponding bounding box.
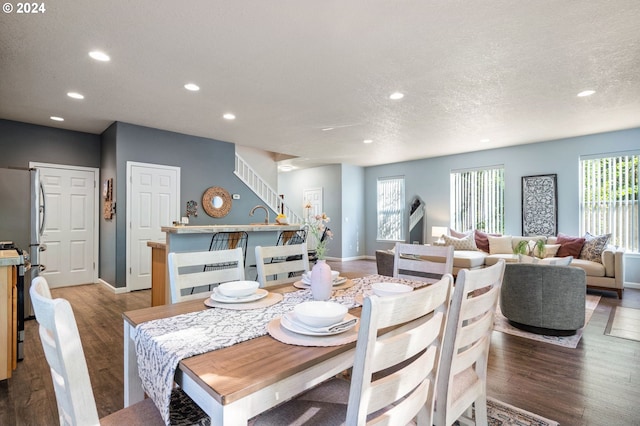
[202,186,232,218]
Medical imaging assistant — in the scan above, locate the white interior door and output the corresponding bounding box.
[31,163,98,288]
[127,162,180,291]
[303,187,323,249]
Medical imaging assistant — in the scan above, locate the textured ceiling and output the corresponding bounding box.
[1,1,639,170]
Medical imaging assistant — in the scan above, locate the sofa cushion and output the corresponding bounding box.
[449,228,473,238]
[485,254,519,265]
[539,256,573,266]
[538,243,561,258]
[579,232,611,264]
[442,233,478,251]
[556,233,585,257]
[570,258,606,277]
[452,250,487,269]
[488,235,513,254]
[474,230,501,253]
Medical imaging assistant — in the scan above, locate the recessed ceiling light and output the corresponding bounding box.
[363,139,373,144]
[577,90,595,97]
[321,127,334,131]
[279,165,294,172]
[389,92,404,100]
[89,51,110,62]
[223,113,236,120]
[67,92,84,100]
[50,116,64,121]
[184,83,200,91]
[480,138,490,143]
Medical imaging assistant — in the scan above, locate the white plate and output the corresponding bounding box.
[280,312,357,336]
[300,276,348,286]
[210,288,268,304]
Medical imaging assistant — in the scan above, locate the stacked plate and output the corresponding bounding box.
[210,281,268,304]
[300,270,347,286]
[280,301,358,336]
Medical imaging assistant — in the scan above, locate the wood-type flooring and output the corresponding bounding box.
[1,259,639,425]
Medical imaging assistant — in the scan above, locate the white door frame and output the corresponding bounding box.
[29,161,100,284]
[126,161,181,291]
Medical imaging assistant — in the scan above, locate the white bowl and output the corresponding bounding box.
[371,282,413,297]
[294,301,348,327]
[303,270,340,282]
[217,281,259,298]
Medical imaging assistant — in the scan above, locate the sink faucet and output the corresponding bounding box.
[249,205,270,224]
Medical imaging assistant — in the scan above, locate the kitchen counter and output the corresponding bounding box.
[0,250,21,267]
[161,224,302,234]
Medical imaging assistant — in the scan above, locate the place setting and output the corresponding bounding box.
[204,280,283,310]
[293,269,354,290]
[267,301,360,346]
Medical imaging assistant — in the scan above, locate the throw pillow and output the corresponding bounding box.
[475,230,501,253]
[488,235,513,254]
[537,243,561,258]
[579,232,611,264]
[539,256,573,266]
[556,233,586,257]
[442,233,478,251]
[449,228,473,238]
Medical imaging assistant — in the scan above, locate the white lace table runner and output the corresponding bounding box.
[134,275,424,425]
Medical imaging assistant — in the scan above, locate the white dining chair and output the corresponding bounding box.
[393,243,454,281]
[434,259,506,426]
[252,274,454,425]
[255,244,310,288]
[29,276,209,426]
[168,247,245,303]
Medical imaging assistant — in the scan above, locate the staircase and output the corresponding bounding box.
[234,153,304,225]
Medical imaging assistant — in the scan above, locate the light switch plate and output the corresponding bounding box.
[232,194,240,199]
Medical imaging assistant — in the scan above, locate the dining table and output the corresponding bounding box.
[122,274,435,425]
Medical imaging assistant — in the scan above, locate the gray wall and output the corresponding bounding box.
[364,127,640,255]
[99,123,118,285]
[278,164,345,259]
[341,164,365,259]
[0,119,100,169]
[108,122,275,287]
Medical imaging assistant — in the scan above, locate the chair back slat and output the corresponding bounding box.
[255,244,310,288]
[168,248,245,303]
[393,244,454,281]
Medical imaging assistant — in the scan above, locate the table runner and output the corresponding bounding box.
[133,274,424,424]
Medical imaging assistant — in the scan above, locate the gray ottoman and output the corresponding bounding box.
[500,263,587,336]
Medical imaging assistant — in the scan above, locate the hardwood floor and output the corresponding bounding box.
[1,259,639,425]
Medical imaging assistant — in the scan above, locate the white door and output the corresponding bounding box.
[303,187,323,248]
[32,164,98,288]
[127,162,180,291]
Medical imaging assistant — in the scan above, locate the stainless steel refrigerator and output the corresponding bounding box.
[0,167,46,359]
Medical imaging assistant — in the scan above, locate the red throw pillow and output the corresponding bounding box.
[556,233,585,257]
[474,230,501,253]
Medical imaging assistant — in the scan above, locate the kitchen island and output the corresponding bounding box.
[153,224,304,305]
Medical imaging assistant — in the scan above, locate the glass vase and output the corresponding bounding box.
[310,259,332,301]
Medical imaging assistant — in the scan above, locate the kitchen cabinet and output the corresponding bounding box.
[0,250,19,380]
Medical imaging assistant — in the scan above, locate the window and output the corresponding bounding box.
[450,166,504,234]
[580,153,639,251]
[377,176,405,241]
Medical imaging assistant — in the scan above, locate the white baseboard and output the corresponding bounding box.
[98,278,128,294]
[326,255,370,262]
[624,282,640,290]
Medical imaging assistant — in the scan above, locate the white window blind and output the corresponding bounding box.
[450,166,504,234]
[377,176,405,241]
[580,153,639,251]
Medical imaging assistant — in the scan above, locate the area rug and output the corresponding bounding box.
[453,397,559,426]
[604,306,640,342]
[494,294,600,348]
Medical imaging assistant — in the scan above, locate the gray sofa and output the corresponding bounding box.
[500,263,586,336]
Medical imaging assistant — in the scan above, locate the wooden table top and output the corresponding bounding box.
[123,280,362,405]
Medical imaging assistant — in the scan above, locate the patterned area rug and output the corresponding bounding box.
[494,294,600,348]
[470,397,559,426]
